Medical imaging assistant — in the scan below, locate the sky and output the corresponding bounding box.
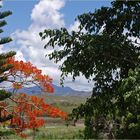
[0,0,111,91]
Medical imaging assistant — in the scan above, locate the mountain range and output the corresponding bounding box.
[11,84,92,97]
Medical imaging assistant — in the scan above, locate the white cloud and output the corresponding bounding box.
[4,0,93,91]
[68,20,87,34]
[0,1,3,6]
[31,0,65,28]
[15,50,26,62]
[68,20,80,32]
[0,45,5,53]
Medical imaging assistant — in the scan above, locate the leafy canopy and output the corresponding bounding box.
[40,1,140,139]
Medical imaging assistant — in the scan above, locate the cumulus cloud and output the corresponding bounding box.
[5,0,93,91]
[31,0,65,28]
[11,0,65,73]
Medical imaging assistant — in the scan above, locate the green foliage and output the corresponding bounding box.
[116,68,140,138]
[40,0,140,139]
[0,90,12,101]
[0,130,14,137]
[0,5,16,131]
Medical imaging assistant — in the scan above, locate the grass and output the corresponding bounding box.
[0,124,84,140]
[35,125,84,140]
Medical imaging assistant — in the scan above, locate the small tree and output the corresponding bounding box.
[1,57,67,138]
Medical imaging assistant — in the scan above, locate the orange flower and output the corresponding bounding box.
[7,57,54,93]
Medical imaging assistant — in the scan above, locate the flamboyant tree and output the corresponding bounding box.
[0,57,67,138]
[40,0,140,139]
[0,3,67,138]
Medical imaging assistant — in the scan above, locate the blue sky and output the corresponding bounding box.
[2,0,111,35]
[1,0,111,91]
[2,1,37,35]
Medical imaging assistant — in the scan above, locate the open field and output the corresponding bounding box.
[0,124,84,140]
[36,125,84,139]
[38,94,88,113]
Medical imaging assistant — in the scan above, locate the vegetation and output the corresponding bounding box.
[1,0,140,139]
[0,95,85,139]
[40,1,140,139]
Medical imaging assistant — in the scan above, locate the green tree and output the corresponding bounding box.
[40,1,140,139]
[117,68,140,138]
[0,4,15,128]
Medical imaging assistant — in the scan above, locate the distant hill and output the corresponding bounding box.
[53,84,91,97]
[10,84,91,97]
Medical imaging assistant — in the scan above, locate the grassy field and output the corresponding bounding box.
[39,94,87,113]
[35,125,84,140]
[0,125,84,140]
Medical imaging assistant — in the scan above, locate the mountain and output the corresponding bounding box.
[10,84,91,97]
[52,84,91,97]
